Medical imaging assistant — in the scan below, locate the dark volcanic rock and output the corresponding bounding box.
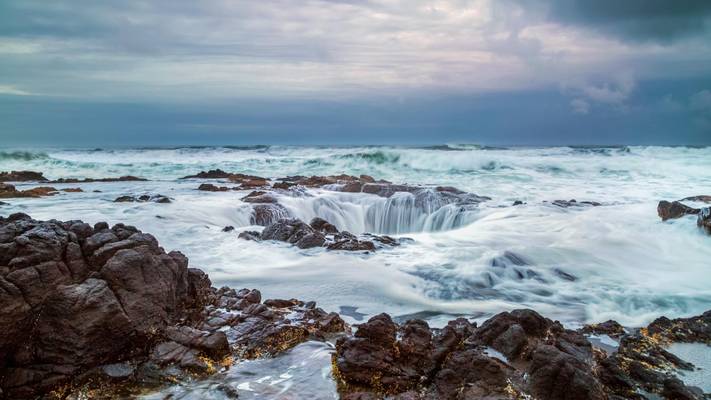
[242,190,278,203]
[679,195,711,203]
[114,194,171,203]
[658,200,700,221]
[50,176,147,183]
[698,207,711,234]
[551,199,602,207]
[182,169,268,188]
[0,183,58,198]
[260,218,325,249]
[0,214,205,398]
[0,170,47,182]
[0,215,348,399]
[335,308,711,400]
[310,217,339,234]
[251,203,291,226]
[198,183,232,192]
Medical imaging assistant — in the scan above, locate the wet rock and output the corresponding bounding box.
[261,218,325,249]
[327,238,376,251]
[309,217,339,234]
[182,169,234,179]
[251,203,291,226]
[645,310,711,344]
[50,176,147,183]
[551,199,602,207]
[237,230,261,241]
[242,190,278,203]
[0,216,208,398]
[113,194,171,203]
[0,171,47,182]
[222,226,235,232]
[679,195,711,203]
[61,187,83,192]
[198,183,232,192]
[0,183,58,198]
[658,200,700,221]
[698,207,711,234]
[580,320,626,338]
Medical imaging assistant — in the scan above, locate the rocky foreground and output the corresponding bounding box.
[0,214,710,399]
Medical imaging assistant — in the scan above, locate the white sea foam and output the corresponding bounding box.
[2,145,710,327]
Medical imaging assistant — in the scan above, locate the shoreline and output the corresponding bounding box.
[1,213,709,399]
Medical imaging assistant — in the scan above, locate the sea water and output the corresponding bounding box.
[1,145,710,328]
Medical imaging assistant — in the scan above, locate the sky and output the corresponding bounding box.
[1,0,710,146]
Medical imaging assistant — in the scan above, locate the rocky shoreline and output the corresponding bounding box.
[1,214,709,399]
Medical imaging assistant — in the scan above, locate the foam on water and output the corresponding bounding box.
[2,145,710,327]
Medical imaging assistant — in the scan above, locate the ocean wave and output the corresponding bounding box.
[0,151,50,161]
[337,151,401,165]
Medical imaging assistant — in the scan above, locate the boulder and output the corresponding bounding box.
[260,218,325,249]
[658,200,700,221]
[0,215,209,398]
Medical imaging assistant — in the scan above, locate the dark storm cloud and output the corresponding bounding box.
[0,0,709,145]
[538,0,711,43]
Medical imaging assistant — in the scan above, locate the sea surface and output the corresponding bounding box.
[1,145,710,329]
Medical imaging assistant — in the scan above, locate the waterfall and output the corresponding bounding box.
[274,189,478,234]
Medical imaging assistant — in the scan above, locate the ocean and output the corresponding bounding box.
[1,145,710,329]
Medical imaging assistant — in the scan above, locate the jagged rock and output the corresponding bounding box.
[658,200,700,221]
[237,230,261,241]
[242,190,278,203]
[580,320,626,338]
[181,169,268,188]
[680,195,711,203]
[182,169,235,179]
[335,308,710,400]
[310,217,339,234]
[198,183,232,192]
[0,183,58,198]
[251,203,291,226]
[113,194,171,203]
[551,199,602,207]
[0,171,47,182]
[260,218,325,249]
[49,176,147,183]
[0,215,208,398]
[327,238,376,251]
[698,207,711,234]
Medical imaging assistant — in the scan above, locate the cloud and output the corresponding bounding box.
[530,0,711,43]
[690,89,711,112]
[570,98,589,114]
[0,84,31,96]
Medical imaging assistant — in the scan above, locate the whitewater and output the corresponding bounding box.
[1,145,710,328]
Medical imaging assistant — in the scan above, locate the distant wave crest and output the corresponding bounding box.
[0,151,50,161]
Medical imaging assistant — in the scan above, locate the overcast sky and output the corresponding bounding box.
[1,0,710,146]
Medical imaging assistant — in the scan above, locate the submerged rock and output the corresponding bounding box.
[114,194,171,203]
[698,208,711,234]
[657,196,711,235]
[249,217,402,252]
[50,176,147,183]
[550,199,602,207]
[658,200,700,221]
